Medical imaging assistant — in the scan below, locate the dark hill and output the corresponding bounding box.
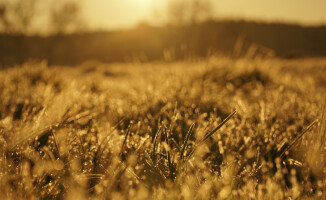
[1,20,326,66]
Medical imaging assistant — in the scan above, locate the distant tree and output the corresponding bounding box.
[166,0,213,26]
[0,0,36,34]
[0,4,9,31]
[189,0,213,24]
[166,0,188,26]
[50,1,86,34]
[0,0,85,35]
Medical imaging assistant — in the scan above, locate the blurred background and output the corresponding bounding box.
[0,0,326,66]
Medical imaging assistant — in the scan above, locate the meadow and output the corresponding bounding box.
[0,57,325,199]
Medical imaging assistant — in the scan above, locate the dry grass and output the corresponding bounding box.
[0,57,325,199]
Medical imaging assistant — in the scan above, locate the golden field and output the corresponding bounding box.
[0,57,325,199]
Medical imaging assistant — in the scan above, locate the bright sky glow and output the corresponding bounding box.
[82,0,164,30]
[214,0,326,25]
[81,0,326,30]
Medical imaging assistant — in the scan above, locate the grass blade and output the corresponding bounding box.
[120,122,133,155]
[153,126,162,153]
[180,123,195,159]
[201,110,237,143]
[162,123,172,170]
[186,110,237,161]
[97,118,125,161]
[171,138,181,152]
[280,119,318,158]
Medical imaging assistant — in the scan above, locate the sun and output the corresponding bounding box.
[135,0,152,4]
[133,0,154,10]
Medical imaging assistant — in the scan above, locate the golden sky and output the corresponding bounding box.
[82,0,163,30]
[82,0,326,30]
[3,0,325,34]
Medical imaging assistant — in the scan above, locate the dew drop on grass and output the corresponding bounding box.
[54,160,64,170]
[219,185,231,199]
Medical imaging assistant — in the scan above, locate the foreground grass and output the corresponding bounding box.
[0,57,325,199]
